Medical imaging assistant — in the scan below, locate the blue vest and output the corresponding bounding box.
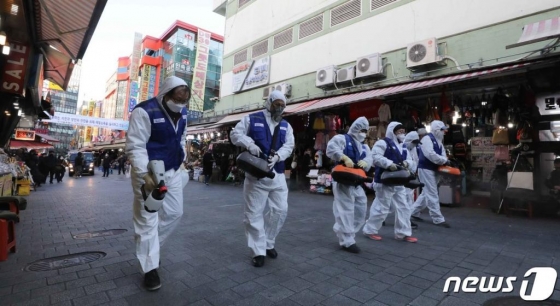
[343,134,366,164]
[247,112,288,174]
[418,133,443,171]
[135,98,187,172]
[374,137,407,182]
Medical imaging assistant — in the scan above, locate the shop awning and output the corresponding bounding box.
[9,140,53,150]
[214,100,321,125]
[187,123,222,135]
[286,62,531,115]
[506,16,560,49]
[35,133,60,143]
[41,46,74,91]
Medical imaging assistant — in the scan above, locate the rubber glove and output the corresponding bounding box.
[268,154,280,169]
[357,160,368,169]
[247,143,262,156]
[388,164,398,171]
[340,154,354,168]
[143,173,157,191]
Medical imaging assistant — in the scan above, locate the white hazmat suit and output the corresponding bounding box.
[326,117,372,251]
[126,76,189,274]
[363,122,416,241]
[404,132,420,205]
[230,90,295,262]
[411,120,448,225]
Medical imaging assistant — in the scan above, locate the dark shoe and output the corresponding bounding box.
[144,269,161,291]
[252,255,265,267]
[266,249,278,259]
[435,222,451,228]
[50,181,53,184]
[342,244,361,254]
[411,216,424,222]
[411,222,418,229]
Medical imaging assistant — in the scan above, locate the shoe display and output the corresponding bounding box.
[266,249,278,259]
[252,255,265,267]
[144,269,161,291]
[341,244,361,253]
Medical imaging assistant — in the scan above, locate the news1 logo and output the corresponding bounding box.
[443,267,558,301]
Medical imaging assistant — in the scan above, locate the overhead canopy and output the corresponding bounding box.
[35,133,60,142]
[10,140,53,150]
[41,46,74,91]
[286,62,531,116]
[34,0,108,89]
[187,123,222,135]
[507,16,560,49]
[214,101,321,126]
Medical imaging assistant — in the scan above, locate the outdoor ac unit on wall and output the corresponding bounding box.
[262,86,274,100]
[406,37,441,69]
[274,83,292,97]
[336,66,355,83]
[316,65,336,88]
[356,53,383,78]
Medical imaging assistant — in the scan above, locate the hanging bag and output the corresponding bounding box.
[492,127,509,145]
[494,146,509,161]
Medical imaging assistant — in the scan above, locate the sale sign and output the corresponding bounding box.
[1,42,31,95]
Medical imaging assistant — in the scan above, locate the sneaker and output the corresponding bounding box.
[435,222,451,228]
[266,249,278,259]
[252,255,265,267]
[382,221,386,226]
[144,269,161,291]
[411,222,418,229]
[341,244,361,253]
[396,236,418,243]
[365,233,382,241]
[411,216,424,222]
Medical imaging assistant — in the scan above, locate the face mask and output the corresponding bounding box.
[406,142,416,151]
[397,134,405,142]
[270,106,285,122]
[356,132,367,143]
[167,100,185,113]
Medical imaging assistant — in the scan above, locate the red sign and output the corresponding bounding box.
[14,130,35,141]
[349,99,384,120]
[1,42,30,95]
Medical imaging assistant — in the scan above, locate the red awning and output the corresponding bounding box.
[286,62,531,115]
[9,140,54,150]
[214,100,321,125]
[507,16,560,49]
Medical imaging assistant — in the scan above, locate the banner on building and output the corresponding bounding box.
[190,29,212,112]
[43,113,130,130]
[139,65,151,102]
[148,67,156,98]
[14,130,35,141]
[232,56,270,93]
[130,32,143,81]
[128,81,139,114]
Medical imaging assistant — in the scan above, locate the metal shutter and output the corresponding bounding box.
[371,0,397,11]
[234,49,248,65]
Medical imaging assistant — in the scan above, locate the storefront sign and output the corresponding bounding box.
[128,81,139,114]
[1,42,31,95]
[537,93,560,115]
[139,65,151,102]
[191,29,212,112]
[14,130,35,141]
[232,56,270,93]
[43,113,130,130]
[148,67,156,98]
[130,32,143,81]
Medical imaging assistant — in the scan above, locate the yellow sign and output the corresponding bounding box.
[48,82,63,91]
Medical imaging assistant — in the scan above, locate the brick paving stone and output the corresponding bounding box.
[321,294,363,306]
[72,292,110,306]
[259,285,295,302]
[340,286,377,303]
[288,289,327,306]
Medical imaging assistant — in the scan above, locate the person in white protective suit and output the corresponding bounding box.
[411,120,451,227]
[363,122,418,243]
[230,90,295,267]
[326,117,372,253]
[126,76,191,291]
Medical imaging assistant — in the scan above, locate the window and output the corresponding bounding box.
[251,39,268,59]
[371,0,397,11]
[299,14,324,40]
[234,49,248,65]
[273,28,293,50]
[238,0,251,8]
[331,0,361,27]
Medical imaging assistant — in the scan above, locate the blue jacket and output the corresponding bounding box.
[343,134,367,164]
[135,98,187,171]
[418,133,443,171]
[374,137,407,182]
[247,112,288,174]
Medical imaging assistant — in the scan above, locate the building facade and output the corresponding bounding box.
[212,0,560,115]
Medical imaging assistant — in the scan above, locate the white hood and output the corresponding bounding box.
[430,120,447,142]
[348,117,369,142]
[386,121,402,144]
[156,76,189,103]
[265,90,287,114]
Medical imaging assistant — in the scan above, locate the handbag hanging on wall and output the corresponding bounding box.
[492,127,509,145]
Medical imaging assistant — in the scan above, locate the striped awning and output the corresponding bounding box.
[9,140,53,150]
[286,62,531,116]
[506,16,560,49]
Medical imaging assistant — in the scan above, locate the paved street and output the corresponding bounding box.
[1,173,560,306]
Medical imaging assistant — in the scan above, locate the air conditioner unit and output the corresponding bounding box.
[356,53,383,78]
[336,66,355,83]
[262,86,274,100]
[406,37,441,69]
[274,83,292,97]
[316,65,336,88]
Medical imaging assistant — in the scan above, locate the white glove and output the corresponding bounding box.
[142,173,156,191]
[388,164,398,171]
[268,154,280,169]
[403,161,409,169]
[357,160,368,169]
[247,143,262,156]
[340,154,354,168]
